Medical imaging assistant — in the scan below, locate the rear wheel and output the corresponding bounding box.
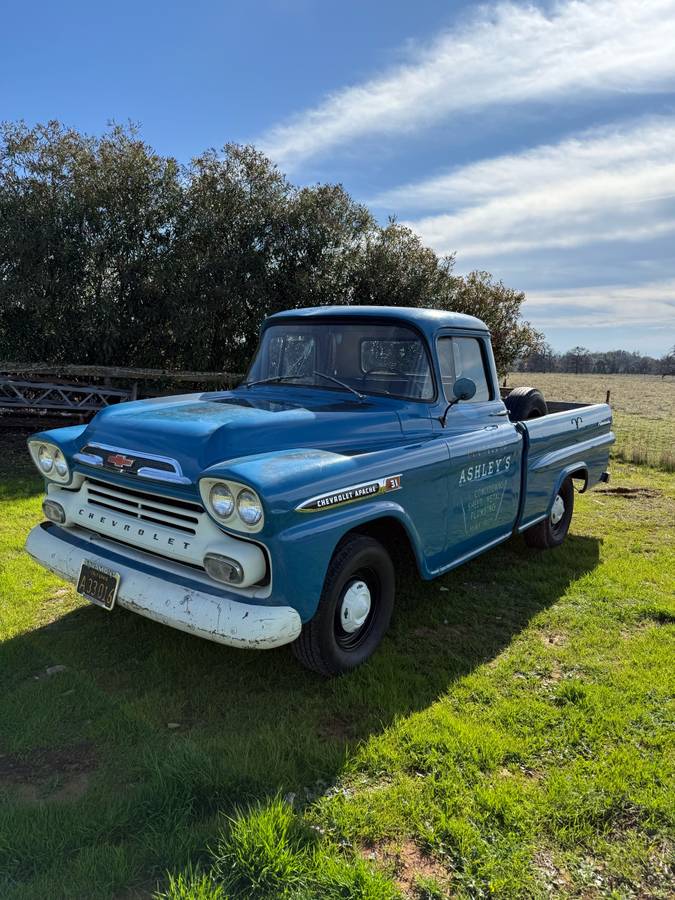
[523,476,574,549]
[505,386,548,421]
[291,534,395,676]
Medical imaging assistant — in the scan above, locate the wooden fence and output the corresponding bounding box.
[0,363,244,416]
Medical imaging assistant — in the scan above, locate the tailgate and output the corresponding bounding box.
[519,403,614,529]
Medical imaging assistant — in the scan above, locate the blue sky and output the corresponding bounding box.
[2,0,674,355]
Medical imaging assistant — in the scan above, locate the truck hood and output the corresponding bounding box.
[78,388,427,481]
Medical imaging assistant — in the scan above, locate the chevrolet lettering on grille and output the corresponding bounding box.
[77,508,193,550]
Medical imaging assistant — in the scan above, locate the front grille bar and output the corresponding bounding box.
[85,478,204,536]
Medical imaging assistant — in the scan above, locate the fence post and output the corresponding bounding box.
[606,389,611,404]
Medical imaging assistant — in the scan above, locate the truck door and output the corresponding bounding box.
[437,335,523,567]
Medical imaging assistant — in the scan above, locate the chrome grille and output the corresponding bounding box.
[85,478,204,535]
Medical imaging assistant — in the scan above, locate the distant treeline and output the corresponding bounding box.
[516,344,675,376]
[0,121,543,375]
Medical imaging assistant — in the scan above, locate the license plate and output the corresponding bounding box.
[77,561,120,611]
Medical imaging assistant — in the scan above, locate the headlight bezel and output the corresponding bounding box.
[28,441,71,484]
[200,477,265,533]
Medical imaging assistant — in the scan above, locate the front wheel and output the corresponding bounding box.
[523,476,575,549]
[291,534,395,676]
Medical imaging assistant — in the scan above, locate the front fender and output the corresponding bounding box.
[206,441,450,622]
[26,425,88,487]
[267,498,423,622]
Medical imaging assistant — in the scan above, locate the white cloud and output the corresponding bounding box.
[373,118,675,210]
[393,116,675,256]
[259,0,675,169]
[523,278,675,328]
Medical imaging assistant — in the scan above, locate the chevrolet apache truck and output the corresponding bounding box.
[25,306,614,674]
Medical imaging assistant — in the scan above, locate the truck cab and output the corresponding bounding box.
[25,306,614,674]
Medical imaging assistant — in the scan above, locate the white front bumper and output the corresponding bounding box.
[25,524,302,649]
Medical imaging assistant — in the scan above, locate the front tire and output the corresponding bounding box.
[291,534,395,676]
[523,476,575,549]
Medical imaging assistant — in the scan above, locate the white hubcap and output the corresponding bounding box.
[340,580,371,633]
[550,494,565,525]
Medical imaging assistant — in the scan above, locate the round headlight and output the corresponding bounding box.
[210,483,235,519]
[38,444,54,473]
[237,488,263,526]
[54,449,68,477]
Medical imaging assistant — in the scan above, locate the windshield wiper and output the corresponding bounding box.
[312,371,365,402]
[242,371,365,402]
[243,375,307,389]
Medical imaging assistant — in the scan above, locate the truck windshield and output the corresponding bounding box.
[244,321,434,401]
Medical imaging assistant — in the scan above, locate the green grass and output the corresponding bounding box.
[1,431,674,898]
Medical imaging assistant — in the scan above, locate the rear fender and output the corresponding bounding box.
[552,464,588,508]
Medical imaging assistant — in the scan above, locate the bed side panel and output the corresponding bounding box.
[519,403,614,528]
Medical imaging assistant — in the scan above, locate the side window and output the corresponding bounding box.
[437,336,492,402]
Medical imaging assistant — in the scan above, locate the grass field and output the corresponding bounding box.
[506,373,675,471]
[1,431,674,899]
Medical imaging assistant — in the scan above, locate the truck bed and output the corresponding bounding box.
[500,387,593,413]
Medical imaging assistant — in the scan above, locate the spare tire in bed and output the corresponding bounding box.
[505,386,548,421]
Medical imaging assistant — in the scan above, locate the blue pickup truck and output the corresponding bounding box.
[25,306,614,674]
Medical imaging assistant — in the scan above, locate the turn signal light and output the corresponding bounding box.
[42,499,66,524]
[204,552,245,585]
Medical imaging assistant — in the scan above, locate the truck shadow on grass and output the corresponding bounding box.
[0,533,600,896]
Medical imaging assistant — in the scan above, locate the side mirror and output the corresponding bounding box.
[453,377,476,402]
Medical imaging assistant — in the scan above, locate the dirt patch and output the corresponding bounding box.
[541,661,564,685]
[533,849,573,893]
[596,487,660,498]
[363,840,451,897]
[10,772,92,804]
[0,741,97,804]
[539,631,568,647]
[318,715,356,742]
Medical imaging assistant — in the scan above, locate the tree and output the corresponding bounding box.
[449,271,543,375]
[168,144,292,371]
[563,346,592,375]
[0,120,182,366]
[349,219,458,309]
[660,345,675,377]
[0,121,542,375]
[520,341,555,373]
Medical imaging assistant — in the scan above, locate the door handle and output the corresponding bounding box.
[490,409,508,417]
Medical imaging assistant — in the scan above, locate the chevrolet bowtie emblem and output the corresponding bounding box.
[107,453,134,468]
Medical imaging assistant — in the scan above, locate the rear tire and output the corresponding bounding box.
[523,477,574,549]
[505,386,548,421]
[291,534,395,676]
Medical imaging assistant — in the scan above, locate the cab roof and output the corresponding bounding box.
[266,305,489,337]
